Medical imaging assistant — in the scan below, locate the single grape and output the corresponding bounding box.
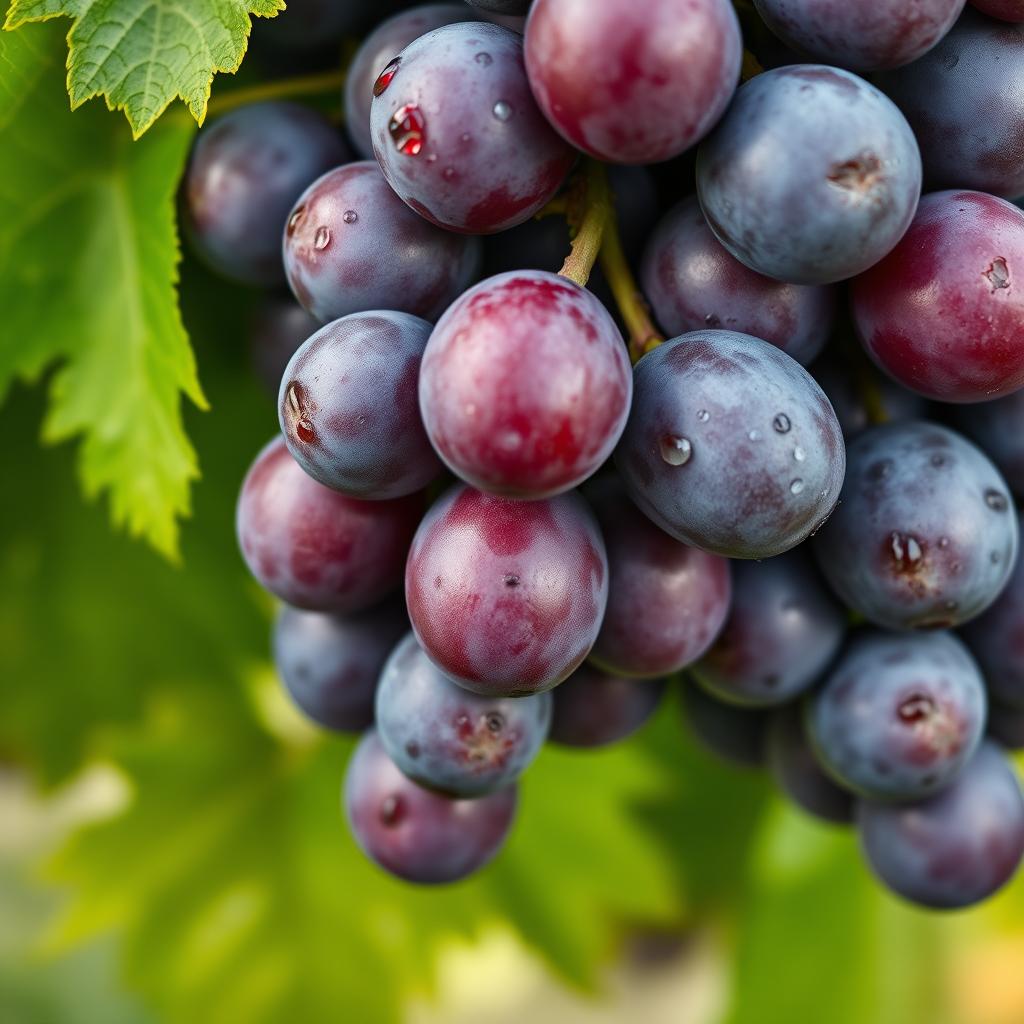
[585,477,731,679]
[236,437,422,611]
[466,0,530,12]
[852,191,1024,403]
[615,330,846,559]
[857,741,1024,909]
[182,102,350,286]
[273,600,407,731]
[954,391,1024,497]
[641,196,836,366]
[696,66,921,285]
[405,484,608,696]
[248,296,320,395]
[283,161,481,323]
[344,730,517,883]
[812,421,1019,629]
[808,630,987,800]
[989,702,1024,748]
[419,271,632,498]
[969,0,1024,19]
[692,549,845,708]
[549,665,665,748]
[767,706,854,824]
[752,0,966,71]
[278,311,442,499]
[376,633,551,796]
[877,12,1024,198]
[524,0,741,164]
[370,22,575,233]
[679,679,769,768]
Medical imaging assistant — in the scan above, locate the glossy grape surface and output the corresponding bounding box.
[419,271,632,498]
[680,680,769,768]
[808,630,987,800]
[236,438,422,611]
[858,741,1024,908]
[549,665,665,748]
[696,66,921,285]
[249,297,320,395]
[370,22,575,233]
[813,421,1018,629]
[405,485,608,696]
[344,730,517,883]
[955,391,1024,496]
[615,330,846,559]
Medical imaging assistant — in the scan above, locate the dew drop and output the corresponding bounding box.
[704,313,721,327]
[389,103,426,156]
[938,537,950,549]
[890,532,923,567]
[659,435,692,466]
[287,206,305,235]
[286,381,317,445]
[748,429,762,442]
[793,446,806,463]
[342,209,358,224]
[379,794,403,827]
[773,413,791,434]
[790,479,805,495]
[985,488,1009,512]
[697,409,710,423]
[492,100,513,121]
[373,57,400,97]
[314,226,331,250]
[475,51,493,65]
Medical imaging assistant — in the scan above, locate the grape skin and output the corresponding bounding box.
[419,271,632,498]
[641,197,836,366]
[236,438,423,612]
[524,0,741,164]
[615,330,846,560]
[680,680,769,768]
[284,162,481,324]
[696,66,921,285]
[248,297,320,395]
[376,633,551,796]
[954,391,1024,497]
[813,421,1019,630]
[807,630,987,800]
[344,730,517,883]
[369,22,576,233]
[183,102,350,287]
[405,484,608,696]
[549,665,665,748]
[279,311,442,499]
[857,741,1024,909]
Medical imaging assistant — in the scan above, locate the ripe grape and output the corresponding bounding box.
[696,66,921,285]
[369,22,575,233]
[419,271,632,498]
[283,161,481,323]
[954,391,1024,497]
[273,601,407,731]
[585,477,731,679]
[524,0,741,164]
[641,196,836,366]
[615,330,846,559]
[376,633,551,795]
[857,741,1024,909]
[249,297,320,394]
[680,680,769,768]
[344,730,517,883]
[405,484,608,696]
[236,437,422,611]
[692,549,845,708]
[813,421,1018,629]
[183,102,349,286]
[807,630,987,800]
[278,311,442,499]
[970,0,1024,18]
[852,191,1024,403]
[549,665,665,748]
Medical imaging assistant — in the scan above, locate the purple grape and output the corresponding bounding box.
[183,102,349,286]
[283,161,481,323]
[692,549,846,708]
[857,741,1024,909]
[376,633,551,795]
[405,484,608,696]
[680,680,769,768]
[813,421,1019,630]
[278,311,442,499]
[273,600,407,731]
[954,391,1024,498]
[549,665,665,748]
[344,730,517,883]
[615,330,846,560]
[249,297,320,395]
[236,437,423,611]
[641,196,836,366]
[585,477,732,679]
[808,630,987,800]
[370,22,575,233]
[696,66,921,285]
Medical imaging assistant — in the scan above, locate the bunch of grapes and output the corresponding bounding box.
[185,0,1024,909]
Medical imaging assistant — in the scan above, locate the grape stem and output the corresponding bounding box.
[204,69,348,119]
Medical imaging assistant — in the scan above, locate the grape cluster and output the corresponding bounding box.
[183,0,1024,908]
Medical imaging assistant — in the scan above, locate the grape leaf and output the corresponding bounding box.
[4,0,284,137]
[0,23,205,559]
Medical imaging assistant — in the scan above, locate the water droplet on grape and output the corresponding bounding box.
[890,532,923,567]
[286,382,316,444]
[938,537,950,549]
[314,226,331,250]
[697,409,710,423]
[790,479,805,495]
[659,435,692,466]
[373,57,400,97]
[485,712,504,734]
[704,313,721,327]
[773,413,791,433]
[287,206,305,235]
[342,210,358,224]
[748,429,761,442]
[492,100,512,121]
[985,489,1009,512]
[389,104,426,156]
[475,51,493,65]
[379,794,403,826]
[793,446,806,463]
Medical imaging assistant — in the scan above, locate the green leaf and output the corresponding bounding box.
[0,23,205,558]
[4,0,284,137]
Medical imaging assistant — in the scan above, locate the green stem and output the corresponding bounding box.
[558,162,611,287]
[204,69,347,120]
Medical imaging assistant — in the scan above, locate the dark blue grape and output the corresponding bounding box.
[954,390,1024,498]
[696,65,921,285]
[614,330,846,559]
[344,730,517,883]
[549,665,665,748]
[680,679,769,768]
[249,296,320,395]
[808,630,987,800]
[857,741,1024,909]
[813,421,1019,630]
